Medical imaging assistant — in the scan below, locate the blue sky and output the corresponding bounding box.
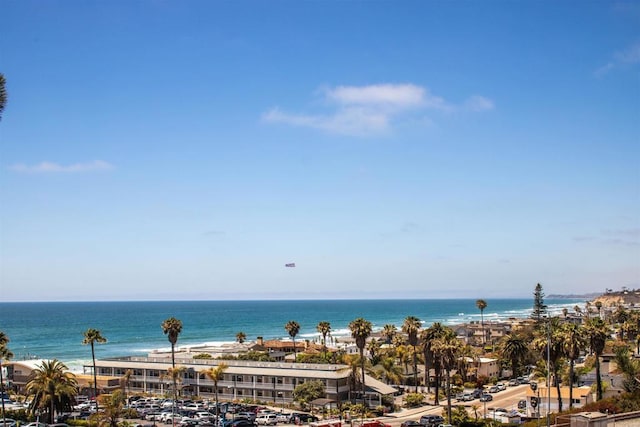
[1,1,638,302]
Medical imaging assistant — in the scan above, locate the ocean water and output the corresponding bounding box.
[0,298,584,371]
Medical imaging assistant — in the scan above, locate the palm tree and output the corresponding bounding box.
[284,321,301,360]
[381,324,397,344]
[120,369,133,406]
[0,331,13,422]
[97,389,127,427]
[533,319,565,412]
[367,339,382,366]
[595,301,603,318]
[162,366,186,406]
[475,299,488,346]
[316,321,332,352]
[204,363,228,425]
[431,327,461,423]
[421,322,444,398]
[26,360,78,423]
[559,322,586,409]
[612,345,640,393]
[402,316,421,392]
[161,317,183,427]
[500,333,528,379]
[378,357,403,385]
[585,317,609,400]
[349,317,372,403]
[236,332,246,344]
[82,328,107,411]
[162,317,183,369]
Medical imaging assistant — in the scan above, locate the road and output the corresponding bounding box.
[379,384,530,426]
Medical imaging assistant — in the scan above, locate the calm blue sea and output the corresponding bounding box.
[0,299,584,371]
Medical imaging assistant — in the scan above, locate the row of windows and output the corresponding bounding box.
[98,367,349,389]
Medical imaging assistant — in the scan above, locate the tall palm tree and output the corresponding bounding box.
[316,321,332,352]
[0,331,13,423]
[82,328,107,411]
[381,324,397,344]
[26,360,78,423]
[585,317,609,400]
[500,333,528,379]
[284,321,301,360]
[595,301,603,318]
[559,322,586,409]
[475,299,488,346]
[395,344,411,384]
[349,317,372,403]
[431,327,461,423]
[236,332,246,344]
[402,316,421,392]
[120,369,133,406]
[162,366,186,404]
[204,363,228,425]
[421,322,444,398]
[533,319,565,412]
[161,317,183,427]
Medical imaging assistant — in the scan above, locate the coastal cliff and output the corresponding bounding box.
[590,289,640,307]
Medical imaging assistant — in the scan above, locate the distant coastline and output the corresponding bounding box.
[547,292,602,299]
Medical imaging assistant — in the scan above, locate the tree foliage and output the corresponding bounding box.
[532,283,548,323]
[26,360,78,423]
[83,328,107,409]
[292,380,325,407]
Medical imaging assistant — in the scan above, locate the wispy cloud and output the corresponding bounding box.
[595,42,640,76]
[573,228,639,246]
[9,160,114,173]
[262,83,494,136]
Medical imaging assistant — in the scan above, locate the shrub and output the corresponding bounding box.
[403,392,425,408]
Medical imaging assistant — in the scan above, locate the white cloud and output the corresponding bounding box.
[262,83,493,136]
[325,84,426,109]
[464,95,495,112]
[9,160,114,173]
[595,42,640,76]
[615,43,640,63]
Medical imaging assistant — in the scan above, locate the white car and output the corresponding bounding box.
[276,413,291,423]
[256,414,278,425]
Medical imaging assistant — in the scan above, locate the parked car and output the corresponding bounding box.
[419,415,444,427]
[508,379,520,386]
[276,414,291,423]
[255,414,277,426]
[223,420,257,427]
[496,383,507,391]
[359,421,391,427]
[479,393,493,402]
[400,421,421,427]
[289,413,318,423]
[237,412,257,422]
[488,386,500,393]
[471,389,483,399]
